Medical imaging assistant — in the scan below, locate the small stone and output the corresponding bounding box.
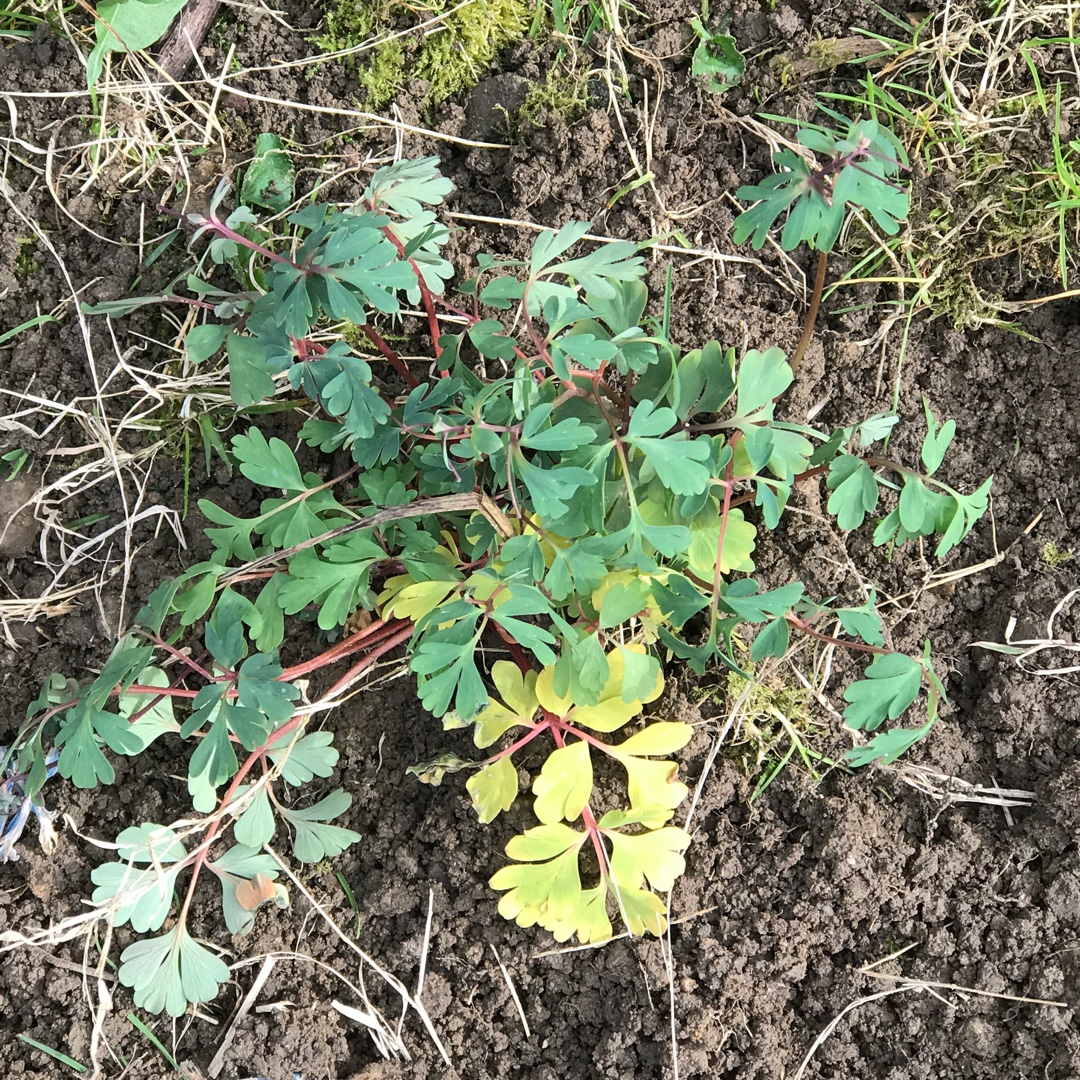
[0,478,40,556]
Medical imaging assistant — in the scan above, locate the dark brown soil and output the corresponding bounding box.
[2,1,1079,1077]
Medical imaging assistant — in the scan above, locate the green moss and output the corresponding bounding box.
[768,54,795,88]
[806,36,855,72]
[14,238,39,281]
[694,648,836,792]
[514,68,590,131]
[1040,541,1074,568]
[315,0,531,110]
[993,91,1039,118]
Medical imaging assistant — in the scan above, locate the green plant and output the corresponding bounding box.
[7,154,990,1016]
[689,9,744,96]
[826,8,1080,324]
[1039,541,1074,568]
[86,0,188,88]
[515,69,592,132]
[733,106,909,370]
[1,448,31,481]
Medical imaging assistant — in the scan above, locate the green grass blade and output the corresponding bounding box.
[17,1035,88,1073]
[126,1013,184,1074]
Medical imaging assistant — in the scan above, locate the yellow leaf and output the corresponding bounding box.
[535,666,574,717]
[377,577,460,623]
[491,845,583,927]
[621,757,689,812]
[466,756,518,824]
[473,662,538,747]
[491,661,539,718]
[608,826,691,892]
[532,741,592,824]
[688,506,756,577]
[543,885,613,944]
[608,884,667,936]
[614,722,694,757]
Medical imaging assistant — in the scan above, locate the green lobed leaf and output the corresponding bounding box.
[690,17,745,94]
[843,653,923,732]
[845,718,935,767]
[626,400,712,497]
[734,348,792,416]
[55,704,115,788]
[233,785,276,849]
[267,729,339,786]
[187,714,238,813]
[91,860,184,933]
[208,844,286,935]
[277,789,362,863]
[412,618,487,719]
[240,133,295,214]
[227,333,276,407]
[118,925,231,1017]
[834,593,885,647]
[826,456,880,531]
[233,428,306,491]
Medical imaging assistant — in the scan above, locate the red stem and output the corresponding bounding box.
[139,631,219,682]
[319,622,414,699]
[360,324,419,389]
[785,612,889,655]
[280,617,407,680]
[488,717,552,762]
[175,622,412,923]
[176,710,304,923]
[204,215,297,268]
[373,218,447,376]
[407,257,445,369]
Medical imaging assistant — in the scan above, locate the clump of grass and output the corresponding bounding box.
[698,649,839,798]
[822,3,1080,328]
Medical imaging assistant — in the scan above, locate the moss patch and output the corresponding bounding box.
[315,0,532,110]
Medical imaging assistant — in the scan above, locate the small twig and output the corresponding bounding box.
[156,0,223,82]
[207,955,276,1078]
[490,945,531,1038]
[28,943,116,983]
[416,889,434,1002]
